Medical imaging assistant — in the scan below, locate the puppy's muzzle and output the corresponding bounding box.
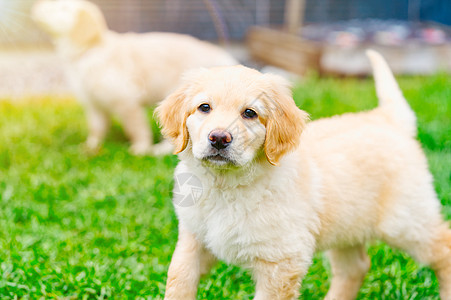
[209,129,232,150]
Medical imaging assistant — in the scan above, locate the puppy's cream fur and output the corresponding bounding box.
[157,51,451,299]
[32,0,237,155]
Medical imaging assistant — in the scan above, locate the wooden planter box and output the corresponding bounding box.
[246,26,322,76]
[247,26,451,76]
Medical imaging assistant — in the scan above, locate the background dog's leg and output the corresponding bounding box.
[165,228,214,300]
[115,104,151,155]
[253,257,307,300]
[85,105,110,152]
[325,245,370,300]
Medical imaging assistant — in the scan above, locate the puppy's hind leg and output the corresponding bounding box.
[429,225,451,300]
[377,181,451,298]
[390,222,451,300]
[325,245,370,300]
[85,105,110,152]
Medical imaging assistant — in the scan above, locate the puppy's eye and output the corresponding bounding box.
[198,103,211,113]
[242,108,258,119]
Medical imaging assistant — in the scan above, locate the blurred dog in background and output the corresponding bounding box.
[32,0,237,155]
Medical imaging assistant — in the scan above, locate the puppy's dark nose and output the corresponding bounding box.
[209,129,232,150]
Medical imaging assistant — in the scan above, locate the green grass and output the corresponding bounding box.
[0,74,450,299]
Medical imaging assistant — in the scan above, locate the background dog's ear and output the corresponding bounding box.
[70,4,107,47]
[155,87,190,154]
[263,74,309,165]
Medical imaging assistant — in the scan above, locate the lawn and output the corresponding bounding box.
[0,74,450,299]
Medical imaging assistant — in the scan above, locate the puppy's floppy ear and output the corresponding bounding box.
[156,68,209,154]
[263,74,309,165]
[155,86,191,154]
[70,3,107,47]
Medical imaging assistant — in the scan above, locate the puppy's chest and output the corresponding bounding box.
[177,186,304,264]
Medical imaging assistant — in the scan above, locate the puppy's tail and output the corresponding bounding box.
[366,49,417,137]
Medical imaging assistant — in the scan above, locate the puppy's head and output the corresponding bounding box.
[32,0,106,46]
[156,66,308,168]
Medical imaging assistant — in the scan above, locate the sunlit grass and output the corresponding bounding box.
[0,74,449,298]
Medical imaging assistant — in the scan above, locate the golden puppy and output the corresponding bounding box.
[32,0,237,155]
[157,50,451,299]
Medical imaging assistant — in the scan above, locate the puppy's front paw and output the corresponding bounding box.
[151,140,174,156]
[129,142,151,156]
[84,137,102,154]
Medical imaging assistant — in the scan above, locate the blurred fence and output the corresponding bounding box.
[92,0,286,40]
[0,0,286,46]
[0,0,450,46]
